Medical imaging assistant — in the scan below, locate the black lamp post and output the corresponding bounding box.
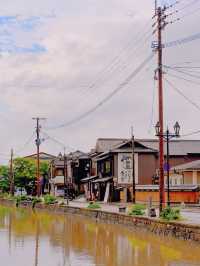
[155,121,180,206]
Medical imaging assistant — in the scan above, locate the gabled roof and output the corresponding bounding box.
[52,150,89,166]
[68,150,89,159]
[95,138,127,153]
[138,139,200,156]
[94,139,157,160]
[171,160,200,171]
[24,152,56,160]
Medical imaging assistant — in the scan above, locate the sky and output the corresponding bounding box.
[0,0,199,163]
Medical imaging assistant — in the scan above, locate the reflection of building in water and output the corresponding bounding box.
[0,206,200,266]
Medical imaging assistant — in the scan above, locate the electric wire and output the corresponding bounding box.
[14,131,35,155]
[165,71,200,85]
[148,78,156,133]
[42,131,75,152]
[164,31,200,48]
[46,53,155,130]
[76,19,153,97]
[164,77,200,112]
[181,129,200,137]
[164,65,200,79]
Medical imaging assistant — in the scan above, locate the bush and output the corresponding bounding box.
[160,207,181,221]
[44,195,57,205]
[128,204,146,216]
[87,202,101,209]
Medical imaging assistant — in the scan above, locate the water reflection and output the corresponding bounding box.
[0,205,199,266]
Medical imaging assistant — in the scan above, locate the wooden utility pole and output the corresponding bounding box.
[32,117,46,197]
[9,148,14,196]
[131,127,136,204]
[156,4,165,213]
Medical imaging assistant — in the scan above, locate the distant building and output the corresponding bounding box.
[50,150,90,197]
[23,152,56,162]
[83,138,200,203]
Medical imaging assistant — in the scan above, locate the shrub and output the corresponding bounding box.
[87,202,101,209]
[128,204,146,216]
[44,195,57,205]
[160,207,181,221]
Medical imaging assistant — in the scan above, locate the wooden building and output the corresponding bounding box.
[50,150,90,196]
[83,138,200,203]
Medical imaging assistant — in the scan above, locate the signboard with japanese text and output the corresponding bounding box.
[118,153,138,185]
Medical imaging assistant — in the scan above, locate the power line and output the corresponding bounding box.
[76,19,153,97]
[164,65,200,79]
[42,131,75,152]
[177,0,200,12]
[46,53,155,130]
[148,78,156,133]
[164,31,200,48]
[165,71,200,85]
[182,129,200,137]
[14,131,35,155]
[164,77,200,112]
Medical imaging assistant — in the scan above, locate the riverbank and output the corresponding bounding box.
[1,198,200,243]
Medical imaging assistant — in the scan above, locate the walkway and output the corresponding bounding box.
[65,200,200,226]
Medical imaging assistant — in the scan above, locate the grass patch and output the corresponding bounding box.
[160,207,181,221]
[87,202,101,209]
[128,204,146,216]
[44,195,57,205]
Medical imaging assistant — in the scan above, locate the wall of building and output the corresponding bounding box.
[183,172,193,184]
[138,154,157,185]
[134,191,199,204]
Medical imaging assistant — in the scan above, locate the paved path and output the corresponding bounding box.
[65,200,200,226]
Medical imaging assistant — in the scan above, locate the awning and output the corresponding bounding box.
[135,185,199,192]
[81,175,98,183]
[94,155,110,162]
[92,177,113,183]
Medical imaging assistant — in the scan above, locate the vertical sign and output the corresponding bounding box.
[118,153,138,185]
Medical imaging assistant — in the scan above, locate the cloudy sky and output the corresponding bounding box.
[0,0,199,162]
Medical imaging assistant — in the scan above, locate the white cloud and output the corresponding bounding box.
[0,0,199,163]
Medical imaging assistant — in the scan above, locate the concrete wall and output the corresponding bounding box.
[1,199,200,243]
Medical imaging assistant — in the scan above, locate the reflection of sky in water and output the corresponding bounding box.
[0,206,199,266]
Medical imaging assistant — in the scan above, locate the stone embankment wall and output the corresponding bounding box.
[1,198,200,243]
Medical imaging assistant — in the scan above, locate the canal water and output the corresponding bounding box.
[0,205,200,266]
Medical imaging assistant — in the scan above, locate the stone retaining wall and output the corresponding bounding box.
[0,198,200,243]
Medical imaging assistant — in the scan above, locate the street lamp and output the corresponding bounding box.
[58,151,69,205]
[155,121,180,207]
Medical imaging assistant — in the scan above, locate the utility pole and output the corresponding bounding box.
[153,1,179,213]
[153,2,166,213]
[157,6,165,213]
[9,148,14,196]
[63,147,69,205]
[131,127,136,204]
[32,117,46,197]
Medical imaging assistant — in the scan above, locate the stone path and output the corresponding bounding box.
[64,200,200,226]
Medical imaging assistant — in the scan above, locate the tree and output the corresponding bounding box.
[0,165,9,192]
[40,161,49,177]
[40,161,50,194]
[13,158,36,193]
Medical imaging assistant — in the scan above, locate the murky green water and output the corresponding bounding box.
[0,205,199,266]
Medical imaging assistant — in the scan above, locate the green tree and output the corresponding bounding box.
[0,165,10,192]
[40,161,49,177]
[13,158,36,193]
